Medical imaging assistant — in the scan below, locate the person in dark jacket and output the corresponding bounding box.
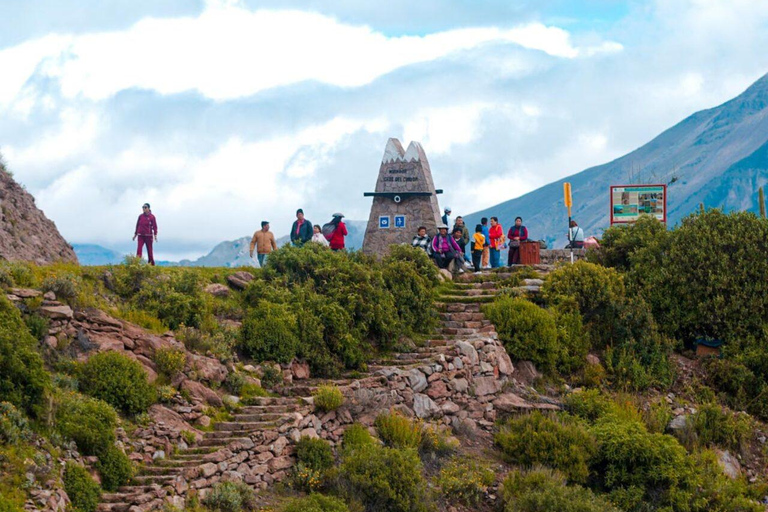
[290,209,313,246]
[411,226,431,254]
[133,203,158,265]
[328,213,348,251]
[507,216,529,265]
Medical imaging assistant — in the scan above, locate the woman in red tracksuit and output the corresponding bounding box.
[133,203,158,265]
[328,213,348,251]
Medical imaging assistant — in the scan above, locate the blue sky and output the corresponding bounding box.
[1,0,768,260]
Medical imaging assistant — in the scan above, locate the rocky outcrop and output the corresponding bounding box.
[0,167,77,264]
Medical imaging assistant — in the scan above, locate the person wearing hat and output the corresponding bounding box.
[249,221,277,267]
[431,223,463,273]
[132,203,158,265]
[290,209,313,246]
[328,213,348,251]
[441,207,453,230]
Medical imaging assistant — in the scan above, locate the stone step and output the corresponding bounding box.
[137,466,184,476]
[198,437,249,447]
[232,412,287,422]
[116,485,159,494]
[436,303,482,312]
[97,503,132,512]
[132,474,177,485]
[174,446,221,456]
[237,404,301,414]
[437,295,496,304]
[213,421,278,432]
[154,459,203,468]
[244,396,303,406]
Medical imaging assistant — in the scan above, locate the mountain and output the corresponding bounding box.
[72,244,126,265]
[466,73,768,247]
[0,164,78,264]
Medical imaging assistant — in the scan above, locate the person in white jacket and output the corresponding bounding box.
[311,224,329,246]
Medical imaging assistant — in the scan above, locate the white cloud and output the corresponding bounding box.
[0,2,620,108]
[403,103,490,155]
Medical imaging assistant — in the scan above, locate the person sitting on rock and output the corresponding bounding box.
[411,226,432,254]
[431,224,463,273]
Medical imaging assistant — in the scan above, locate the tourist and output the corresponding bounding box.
[290,209,313,246]
[452,227,468,265]
[311,224,329,246]
[566,220,585,249]
[249,221,278,267]
[453,216,470,258]
[481,217,491,269]
[132,203,158,266]
[328,213,348,251]
[431,224,463,273]
[441,207,453,229]
[472,224,485,272]
[507,216,529,265]
[411,226,431,254]
[489,217,504,268]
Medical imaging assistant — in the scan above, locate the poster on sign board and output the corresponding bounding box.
[610,184,667,225]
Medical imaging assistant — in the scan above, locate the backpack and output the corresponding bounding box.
[322,222,336,241]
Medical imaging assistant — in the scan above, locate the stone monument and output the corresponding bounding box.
[362,138,443,255]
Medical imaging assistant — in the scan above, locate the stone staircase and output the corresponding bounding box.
[97,266,554,512]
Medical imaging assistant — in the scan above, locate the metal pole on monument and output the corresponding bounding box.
[564,182,573,264]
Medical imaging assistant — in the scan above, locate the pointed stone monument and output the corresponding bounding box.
[362,138,443,255]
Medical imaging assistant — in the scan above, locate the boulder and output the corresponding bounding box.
[716,449,742,479]
[181,380,223,407]
[290,360,310,380]
[189,354,228,383]
[227,271,254,290]
[406,369,428,393]
[514,361,541,384]
[455,341,479,365]
[448,378,469,393]
[473,376,501,396]
[204,283,230,298]
[494,346,515,375]
[586,354,601,366]
[43,291,56,301]
[437,269,452,282]
[668,415,689,431]
[39,305,73,320]
[426,380,450,399]
[148,405,202,440]
[413,394,441,419]
[10,288,41,298]
[493,393,531,412]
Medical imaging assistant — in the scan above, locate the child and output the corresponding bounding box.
[472,224,485,271]
[311,224,329,246]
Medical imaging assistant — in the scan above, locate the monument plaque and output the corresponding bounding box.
[362,138,443,254]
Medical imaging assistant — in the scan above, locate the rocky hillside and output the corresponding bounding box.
[0,164,77,264]
[467,72,768,246]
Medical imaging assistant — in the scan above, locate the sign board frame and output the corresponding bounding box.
[394,215,406,228]
[379,216,391,229]
[610,184,667,225]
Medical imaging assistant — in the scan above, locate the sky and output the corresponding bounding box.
[1,0,768,261]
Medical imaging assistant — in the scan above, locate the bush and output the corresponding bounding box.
[338,444,428,512]
[381,246,438,333]
[63,462,101,512]
[564,390,613,423]
[203,481,255,512]
[41,274,79,303]
[240,382,269,403]
[483,297,559,373]
[437,458,494,507]
[0,402,31,445]
[23,314,49,342]
[157,385,177,403]
[501,467,621,512]
[494,412,596,483]
[240,302,299,364]
[224,372,246,395]
[296,436,335,471]
[55,392,117,456]
[0,296,50,417]
[313,385,344,412]
[342,424,376,453]
[79,351,156,415]
[96,446,133,491]
[375,410,422,450]
[692,403,752,451]
[292,463,324,493]
[541,261,625,349]
[153,347,187,378]
[281,494,349,512]
[589,215,669,272]
[420,423,459,456]
[130,271,206,329]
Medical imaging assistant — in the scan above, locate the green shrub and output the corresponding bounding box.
[96,446,133,491]
[483,297,559,373]
[259,364,283,388]
[63,462,101,512]
[55,392,117,456]
[564,390,613,423]
[292,463,324,493]
[642,397,673,434]
[0,402,31,445]
[281,494,349,512]
[338,444,428,512]
[692,403,752,451]
[157,385,177,403]
[582,362,606,388]
[589,414,696,511]
[79,351,156,415]
[240,302,299,364]
[313,385,344,412]
[296,436,335,471]
[202,481,255,512]
[240,382,269,403]
[420,423,459,456]
[375,410,422,450]
[494,411,596,483]
[5,263,34,288]
[437,458,494,507]
[342,424,376,453]
[23,314,49,342]
[224,372,246,395]
[134,276,205,330]
[382,246,438,333]
[112,256,155,297]
[153,347,187,378]
[41,273,79,302]
[0,494,24,512]
[551,298,590,375]
[501,467,621,512]
[0,296,50,417]
[589,215,669,272]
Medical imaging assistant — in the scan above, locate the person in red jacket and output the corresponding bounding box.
[328,213,348,251]
[133,203,158,265]
[507,216,529,265]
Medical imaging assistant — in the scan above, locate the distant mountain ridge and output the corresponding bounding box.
[466,72,768,247]
[75,221,367,267]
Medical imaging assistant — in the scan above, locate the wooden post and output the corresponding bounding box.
[759,187,766,219]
